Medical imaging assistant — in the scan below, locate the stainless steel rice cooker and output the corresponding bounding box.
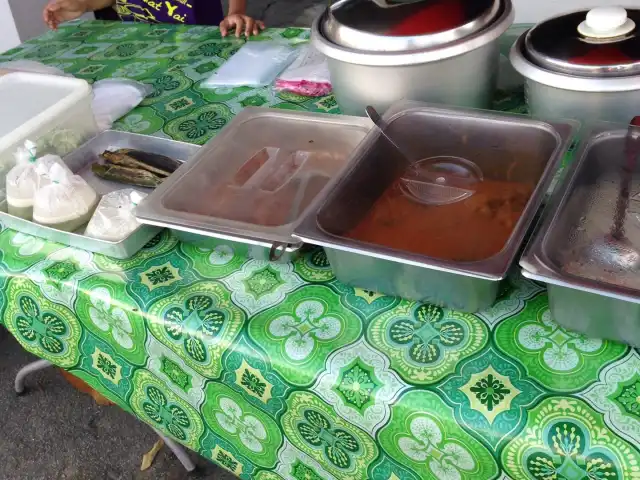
[311,0,514,115]
[511,6,640,123]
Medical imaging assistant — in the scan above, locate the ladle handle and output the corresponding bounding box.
[611,116,640,240]
[365,105,413,165]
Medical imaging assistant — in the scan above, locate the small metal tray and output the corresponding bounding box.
[0,131,200,259]
[135,108,372,262]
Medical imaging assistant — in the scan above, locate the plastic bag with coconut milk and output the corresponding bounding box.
[32,163,98,232]
[5,140,72,219]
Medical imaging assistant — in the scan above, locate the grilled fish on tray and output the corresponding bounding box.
[91,149,180,188]
[92,164,164,188]
[100,149,180,177]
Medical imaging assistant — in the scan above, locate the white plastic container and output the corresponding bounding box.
[0,72,97,194]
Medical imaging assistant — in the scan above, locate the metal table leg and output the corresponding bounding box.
[153,428,197,472]
[14,359,53,394]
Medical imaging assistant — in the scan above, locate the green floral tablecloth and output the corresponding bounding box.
[1,21,639,480]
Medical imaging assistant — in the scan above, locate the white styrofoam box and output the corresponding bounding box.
[0,72,97,191]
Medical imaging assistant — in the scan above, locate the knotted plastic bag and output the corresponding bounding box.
[92,79,153,131]
[274,45,331,97]
[202,41,298,88]
[33,163,98,232]
[6,140,71,219]
[85,188,146,242]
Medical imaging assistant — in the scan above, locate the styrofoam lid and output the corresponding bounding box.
[0,72,92,152]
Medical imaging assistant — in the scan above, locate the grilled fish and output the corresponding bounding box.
[92,163,164,188]
[100,149,180,177]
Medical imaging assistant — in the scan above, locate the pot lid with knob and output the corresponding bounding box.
[523,6,640,78]
[318,0,506,53]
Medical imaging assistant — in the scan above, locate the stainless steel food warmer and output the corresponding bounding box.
[135,108,372,262]
[521,122,640,346]
[294,102,574,312]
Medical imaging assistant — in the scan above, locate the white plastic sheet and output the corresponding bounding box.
[202,41,298,88]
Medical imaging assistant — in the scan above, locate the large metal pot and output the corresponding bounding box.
[311,0,514,115]
[511,6,640,123]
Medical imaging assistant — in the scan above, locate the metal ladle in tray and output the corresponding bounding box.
[587,117,640,270]
[365,105,482,206]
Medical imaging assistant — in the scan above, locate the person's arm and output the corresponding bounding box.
[43,0,116,29]
[227,0,247,16]
[220,0,265,37]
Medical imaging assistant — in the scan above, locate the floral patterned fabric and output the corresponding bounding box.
[1,21,639,480]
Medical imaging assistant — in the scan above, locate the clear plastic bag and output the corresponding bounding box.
[5,141,71,219]
[274,45,332,97]
[85,189,146,242]
[33,163,98,231]
[202,41,298,88]
[92,79,153,131]
[36,128,86,157]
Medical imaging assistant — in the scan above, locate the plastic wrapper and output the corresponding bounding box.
[85,188,147,242]
[202,41,298,88]
[274,45,331,97]
[92,79,153,131]
[5,141,71,219]
[33,163,98,232]
[35,128,86,158]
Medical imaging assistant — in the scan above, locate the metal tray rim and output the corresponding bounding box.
[135,107,374,246]
[140,216,304,253]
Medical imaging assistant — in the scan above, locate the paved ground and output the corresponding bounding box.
[0,329,237,479]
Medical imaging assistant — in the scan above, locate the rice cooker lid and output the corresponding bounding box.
[321,0,502,53]
[524,7,640,77]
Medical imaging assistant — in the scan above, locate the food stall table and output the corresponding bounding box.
[1,20,639,480]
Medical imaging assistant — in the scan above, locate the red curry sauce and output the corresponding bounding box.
[346,178,534,262]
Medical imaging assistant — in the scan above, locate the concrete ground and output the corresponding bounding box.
[0,3,325,478]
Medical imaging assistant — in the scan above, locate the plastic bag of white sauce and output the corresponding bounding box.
[85,189,146,242]
[202,41,298,88]
[5,140,71,219]
[33,163,98,232]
